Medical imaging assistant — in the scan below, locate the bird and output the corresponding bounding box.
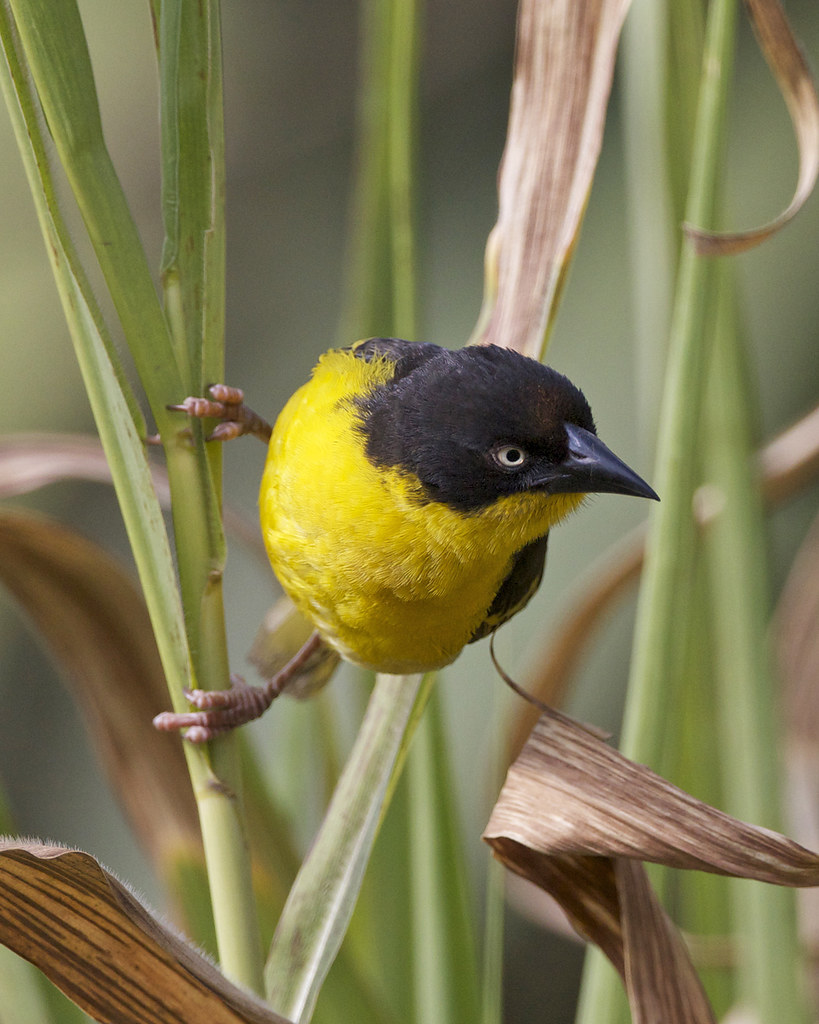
[154,339,658,742]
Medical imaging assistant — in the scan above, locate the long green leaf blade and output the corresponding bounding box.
[7,0,182,422]
[407,693,481,1024]
[265,673,425,1023]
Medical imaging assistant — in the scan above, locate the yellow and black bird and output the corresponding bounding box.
[155,339,657,741]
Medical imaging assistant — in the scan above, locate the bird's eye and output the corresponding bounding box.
[493,444,528,470]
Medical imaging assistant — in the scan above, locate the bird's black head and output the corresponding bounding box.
[355,341,658,513]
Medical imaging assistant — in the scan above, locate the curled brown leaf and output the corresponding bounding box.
[486,708,819,1020]
[684,0,819,255]
[489,707,819,884]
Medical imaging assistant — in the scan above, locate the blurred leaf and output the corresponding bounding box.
[507,526,646,760]
[0,946,60,1024]
[685,0,819,254]
[778,510,819,977]
[471,0,632,358]
[0,841,288,1024]
[0,433,138,499]
[0,431,266,555]
[758,404,819,504]
[0,507,199,868]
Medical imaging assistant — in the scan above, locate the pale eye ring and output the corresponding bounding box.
[493,444,528,470]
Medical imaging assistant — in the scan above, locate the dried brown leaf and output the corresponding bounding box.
[472,0,631,358]
[0,508,199,866]
[487,707,819,884]
[685,0,819,255]
[617,858,716,1024]
[489,846,715,1022]
[486,708,819,1019]
[0,840,288,1024]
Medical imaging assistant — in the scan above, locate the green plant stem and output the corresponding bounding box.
[479,856,505,1024]
[0,0,194,750]
[620,0,737,755]
[338,0,392,342]
[155,0,261,992]
[576,0,739,1019]
[0,29,230,1006]
[386,0,418,339]
[407,693,481,1024]
[704,270,809,1023]
[619,0,675,445]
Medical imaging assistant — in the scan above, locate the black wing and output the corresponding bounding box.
[469,533,549,643]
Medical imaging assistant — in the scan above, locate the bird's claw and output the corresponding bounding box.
[166,385,272,443]
[153,673,277,743]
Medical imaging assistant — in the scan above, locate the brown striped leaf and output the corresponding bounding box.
[684,0,819,254]
[485,708,819,1021]
[0,841,288,1024]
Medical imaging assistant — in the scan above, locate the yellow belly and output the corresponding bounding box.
[259,349,582,673]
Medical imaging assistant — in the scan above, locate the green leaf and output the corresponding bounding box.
[407,692,481,1023]
[158,0,226,392]
[264,673,426,1023]
[6,0,182,424]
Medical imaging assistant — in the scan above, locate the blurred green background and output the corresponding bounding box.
[0,1,817,1020]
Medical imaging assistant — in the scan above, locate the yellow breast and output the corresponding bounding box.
[259,349,582,673]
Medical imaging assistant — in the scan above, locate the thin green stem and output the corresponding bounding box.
[577,0,739,1019]
[386,0,418,339]
[620,0,738,763]
[407,693,481,1024]
[4,0,261,991]
[265,674,426,1023]
[156,0,261,991]
[704,269,809,1023]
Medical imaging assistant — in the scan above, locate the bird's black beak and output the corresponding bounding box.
[540,423,659,501]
